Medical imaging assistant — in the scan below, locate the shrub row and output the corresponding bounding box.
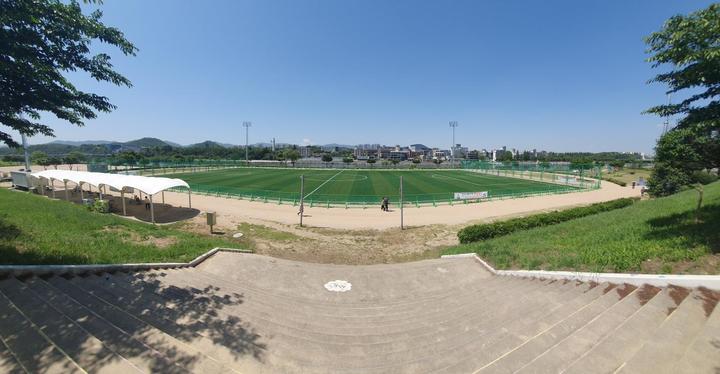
[604,177,627,186]
[457,198,636,244]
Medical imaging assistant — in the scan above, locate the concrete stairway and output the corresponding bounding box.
[0,253,717,373]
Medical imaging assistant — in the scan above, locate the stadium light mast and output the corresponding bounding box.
[449,121,459,166]
[243,121,252,163]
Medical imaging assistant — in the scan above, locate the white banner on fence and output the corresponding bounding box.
[453,191,488,200]
[556,176,582,185]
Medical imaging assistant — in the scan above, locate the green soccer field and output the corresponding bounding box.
[163,167,582,206]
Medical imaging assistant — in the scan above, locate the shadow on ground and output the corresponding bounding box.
[0,269,266,372]
[0,215,91,265]
[644,204,720,254]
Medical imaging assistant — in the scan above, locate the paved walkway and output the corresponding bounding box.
[0,253,717,373]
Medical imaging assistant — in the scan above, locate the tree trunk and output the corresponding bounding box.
[695,184,704,223]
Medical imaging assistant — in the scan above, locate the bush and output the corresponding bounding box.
[692,170,719,185]
[88,199,109,213]
[457,198,636,244]
[605,177,627,187]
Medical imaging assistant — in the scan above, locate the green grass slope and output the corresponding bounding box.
[443,181,720,274]
[0,188,238,265]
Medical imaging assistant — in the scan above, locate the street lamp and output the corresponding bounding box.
[449,121,459,166]
[243,121,252,163]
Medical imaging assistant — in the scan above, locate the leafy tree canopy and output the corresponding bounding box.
[0,0,136,147]
[645,4,720,196]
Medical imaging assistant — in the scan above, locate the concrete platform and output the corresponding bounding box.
[0,253,718,373]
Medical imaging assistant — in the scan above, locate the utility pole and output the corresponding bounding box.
[449,121,459,167]
[243,121,252,164]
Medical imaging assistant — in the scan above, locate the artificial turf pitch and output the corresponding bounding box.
[165,168,578,206]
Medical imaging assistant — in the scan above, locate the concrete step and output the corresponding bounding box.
[617,288,712,374]
[196,253,493,304]
[346,281,601,374]
[0,282,83,374]
[428,281,608,373]
[672,288,720,373]
[0,277,142,374]
[0,336,25,374]
[101,270,571,346]
[164,266,509,316]
[89,271,593,373]
[109,270,550,334]
[46,276,235,374]
[562,285,674,374]
[64,275,274,374]
[514,284,645,373]
[23,276,190,374]
[86,271,565,369]
[103,269,518,328]
[473,283,631,373]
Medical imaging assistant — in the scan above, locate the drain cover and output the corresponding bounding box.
[324,280,352,292]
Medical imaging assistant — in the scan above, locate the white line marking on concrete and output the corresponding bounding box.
[304,170,345,199]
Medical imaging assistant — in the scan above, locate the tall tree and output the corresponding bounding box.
[645,4,720,202]
[0,0,136,147]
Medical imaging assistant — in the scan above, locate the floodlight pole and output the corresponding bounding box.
[243,121,252,165]
[449,121,458,168]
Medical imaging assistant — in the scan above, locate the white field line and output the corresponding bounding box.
[303,169,345,199]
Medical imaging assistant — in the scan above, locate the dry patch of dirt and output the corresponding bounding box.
[103,226,178,249]
[182,215,461,265]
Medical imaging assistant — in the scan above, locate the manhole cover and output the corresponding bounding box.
[324,280,352,292]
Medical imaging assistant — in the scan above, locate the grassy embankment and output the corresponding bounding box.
[602,168,652,186]
[443,181,720,274]
[0,188,239,265]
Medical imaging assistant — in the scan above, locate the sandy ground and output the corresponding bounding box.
[0,163,86,174]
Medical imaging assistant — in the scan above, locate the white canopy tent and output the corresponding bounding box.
[31,170,191,224]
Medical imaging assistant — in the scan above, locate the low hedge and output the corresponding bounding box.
[604,177,627,186]
[457,198,636,244]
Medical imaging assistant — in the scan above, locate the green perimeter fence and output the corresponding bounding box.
[101,160,601,208]
[168,183,586,209]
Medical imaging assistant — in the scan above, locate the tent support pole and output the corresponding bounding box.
[188,188,192,208]
[150,195,155,224]
[99,185,103,200]
[162,191,165,204]
[51,179,55,198]
[64,181,69,201]
[80,182,84,200]
[121,190,126,216]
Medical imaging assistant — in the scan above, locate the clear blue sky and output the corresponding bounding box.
[22,0,716,153]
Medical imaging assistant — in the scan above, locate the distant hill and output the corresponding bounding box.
[122,137,172,148]
[187,140,237,148]
[49,140,115,146]
[0,137,179,156]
